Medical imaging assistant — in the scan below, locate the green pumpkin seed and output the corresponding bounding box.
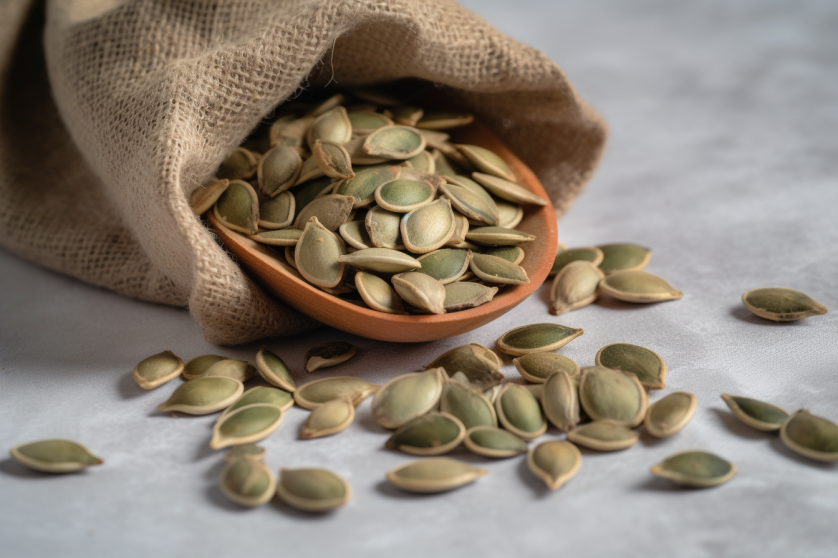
[443,282,498,312]
[339,220,374,249]
[426,344,504,390]
[9,440,103,473]
[595,343,667,390]
[386,412,466,456]
[463,426,528,458]
[405,150,435,172]
[213,180,259,234]
[496,199,524,228]
[391,272,447,314]
[578,366,648,427]
[483,246,525,264]
[342,135,388,165]
[524,384,544,401]
[527,440,582,490]
[362,126,426,159]
[496,323,584,356]
[439,182,499,226]
[218,147,258,180]
[469,253,530,285]
[471,172,548,206]
[285,246,298,269]
[741,288,828,322]
[401,198,456,253]
[300,395,355,439]
[644,392,697,438]
[432,149,460,176]
[257,145,303,197]
[549,261,604,316]
[374,179,435,213]
[294,155,325,185]
[354,271,406,314]
[466,226,535,246]
[365,206,405,249]
[597,243,651,275]
[439,380,498,429]
[293,376,380,410]
[347,110,394,132]
[259,192,296,230]
[295,217,346,288]
[222,386,294,417]
[720,394,789,432]
[371,368,446,429]
[312,139,355,180]
[651,451,736,488]
[600,271,683,303]
[542,371,580,432]
[276,468,351,512]
[182,354,225,380]
[457,145,516,182]
[200,359,256,383]
[250,228,303,246]
[308,93,347,117]
[496,384,547,440]
[550,246,604,276]
[270,115,313,149]
[416,249,471,284]
[384,106,424,126]
[132,350,184,390]
[304,342,357,372]
[293,194,354,231]
[191,179,229,215]
[210,403,284,449]
[416,111,474,130]
[566,420,640,451]
[292,176,337,211]
[386,458,487,493]
[219,456,276,507]
[780,410,838,462]
[224,444,266,462]
[159,377,244,415]
[339,248,421,273]
[307,106,352,148]
[512,353,579,384]
[445,214,470,247]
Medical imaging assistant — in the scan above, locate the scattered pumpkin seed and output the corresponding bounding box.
[566,420,640,451]
[471,172,548,206]
[182,354,225,380]
[338,247,421,273]
[469,253,530,285]
[295,217,346,288]
[400,198,456,253]
[304,342,357,372]
[496,323,584,356]
[600,271,683,303]
[276,468,351,512]
[720,394,788,432]
[158,377,244,415]
[132,350,184,390]
[293,376,380,410]
[466,226,535,246]
[365,206,405,249]
[251,228,303,247]
[463,426,528,458]
[203,359,257,383]
[439,380,498,429]
[9,440,103,473]
[443,282,498,312]
[527,440,582,490]
[741,288,828,322]
[307,106,352,148]
[416,249,471,284]
[386,458,487,493]
[386,412,466,456]
[218,147,258,180]
[651,451,736,488]
[391,272,447,314]
[550,246,604,276]
[457,145,516,182]
[224,444,266,462]
[293,194,354,231]
[210,403,285,449]
[371,368,446,429]
[311,139,354,180]
[597,243,651,275]
[550,260,605,315]
[191,179,229,215]
[213,179,259,234]
[222,386,294,417]
[779,410,838,462]
[542,371,580,432]
[426,344,504,390]
[513,353,579,384]
[644,392,697,438]
[496,384,547,440]
[362,126,426,159]
[483,246,524,264]
[578,366,647,427]
[439,182,499,226]
[595,343,667,390]
[257,145,303,197]
[300,395,355,439]
[219,456,276,507]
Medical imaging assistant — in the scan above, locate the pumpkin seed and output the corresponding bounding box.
[371,368,446,429]
[276,468,351,512]
[293,376,380,410]
[469,253,530,285]
[304,342,357,372]
[309,93,347,117]
[339,220,374,249]
[443,282,498,312]
[527,440,582,490]
[339,248,421,274]
[496,199,524,228]
[365,206,405,249]
[456,145,516,182]
[294,155,325,185]
[416,111,474,130]
[578,366,648,428]
[483,384,503,404]
[466,226,535,246]
[270,115,313,149]
[362,126,426,159]
[779,410,838,462]
[720,394,789,432]
[386,458,487,493]
[224,444,266,462]
[524,384,544,401]
[439,182,499,226]
[374,179,435,213]
[426,344,504,390]
[219,456,276,507]
[416,249,471,284]
[251,228,303,246]
[182,354,225,380]
[312,139,355,180]
[218,147,258,180]
[550,260,604,316]
[158,377,244,415]
[257,145,303,197]
[391,272,447,314]
[542,371,580,432]
[347,110,393,132]
[354,271,406,314]
[483,246,525,264]
[292,176,337,211]
[432,149,460,176]
[595,343,667,390]
[222,386,294,417]
[439,380,498,429]
[300,395,355,439]
[566,420,640,451]
[343,135,388,165]
[444,214,470,247]
[644,392,697,438]
[463,426,528,458]
[203,359,257,383]
[386,412,466,455]
[210,403,284,449]
[496,384,547,440]
[257,190,295,228]
[213,179,259,234]
[405,150,435,172]
[597,243,651,275]
[513,353,579,384]
[741,288,828,322]
[9,440,103,473]
[600,271,683,303]
[651,451,736,488]
[285,246,298,269]
[550,246,604,276]
[401,198,456,253]
[307,106,352,148]
[191,179,229,215]
[471,172,548,206]
[496,323,584,356]
[295,217,346,288]
[293,194,354,231]
[132,350,184,390]
[385,106,424,126]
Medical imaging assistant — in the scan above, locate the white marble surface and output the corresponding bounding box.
[2,1,837,556]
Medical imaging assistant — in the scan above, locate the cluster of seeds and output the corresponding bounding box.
[191,90,548,315]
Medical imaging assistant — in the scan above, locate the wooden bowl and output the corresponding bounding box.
[209,121,557,342]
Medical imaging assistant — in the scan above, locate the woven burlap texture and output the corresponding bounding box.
[0,0,606,345]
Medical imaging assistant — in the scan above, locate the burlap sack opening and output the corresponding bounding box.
[0,0,606,345]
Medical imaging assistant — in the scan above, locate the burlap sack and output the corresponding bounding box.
[0,0,606,345]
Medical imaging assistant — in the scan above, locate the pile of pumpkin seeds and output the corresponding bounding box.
[192,88,549,315]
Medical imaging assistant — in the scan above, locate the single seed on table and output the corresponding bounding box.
[300,395,355,439]
[741,288,828,322]
[384,106,424,127]
[293,176,337,211]
[650,451,736,488]
[496,384,547,440]
[219,456,276,507]
[542,371,580,432]
[222,386,294,417]
[295,155,325,185]
[466,227,536,246]
[400,198,456,253]
[416,249,471,284]
[306,106,352,148]
[224,444,266,462]
[191,179,229,215]
[600,271,683,303]
[158,377,244,415]
[371,368,446,429]
[9,440,103,473]
[312,139,355,180]
[182,354,225,380]
[527,440,582,491]
[386,412,466,456]
[596,243,651,275]
[595,343,667,390]
[483,246,524,265]
[513,352,579,384]
[293,376,380,410]
[295,217,346,288]
[644,392,697,438]
[416,111,474,130]
[496,323,584,356]
[438,182,499,226]
[405,150,435,172]
[293,194,354,231]
[779,410,838,462]
[566,420,640,451]
[276,468,351,512]
[339,220,374,249]
[578,366,648,428]
[338,248,421,273]
[218,147,258,180]
[456,145,516,182]
[496,199,524,228]
[347,110,393,132]
[257,145,303,197]
[426,344,504,390]
[464,426,528,458]
[391,272,447,314]
[720,394,789,432]
[469,253,530,285]
[550,246,604,276]
[305,342,357,372]
[250,228,303,246]
[365,206,405,249]
[213,179,259,234]
[443,282,498,312]
[210,403,285,449]
[355,271,406,314]
[362,126,426,159]
[257,190,295,229]
[374,179,436,213]
[550,260,605,316]
[203,359,257,383]
[471,172,548,206]
[439,380,498,429]
[386,458,488,493]
[132,350,184,390]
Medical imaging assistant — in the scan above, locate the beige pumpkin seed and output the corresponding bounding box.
[339,248,421,273]
[443,282,498,312]
[386,458,487,493]
[219,456,276,507]
[9,440,103,473]
[347,110,394,132]
[191,179,229,215]
[335,164,402,207]
[439,182,499,226]
[463,426,528,458]
[375,179,435,213]
[578,366,648,428]
[496,199,524,228]
[483,384,503,404]
[471,172,548,206]
[293,194,354,232]
[644,392,697,438]
[513,353,579,384]
[355,271,406,314]
[429,139,473,170]
[203,359,256,383]
[444,214,470,247]
[300,395,355,439]
[742,288,828,322]
[210,403,284,449]
[469,253,529,285]
[600,271,683,303]
[542,371,580,432]
[307,106,352,148]
[566,420,640,451]
[270,115,313,149]
[276,468,351,512]
[304,342,357,372]
[595,343,667,390]
[222,386,294,418]
[496,323,584,356]
[371,368,446,429]
[257,145,303,197]
[440,380,498,429]
[339,220,374,249]
[182,354,225,380]
[218,147,258,180]
[456,145,516,182]
[391,272,447,314]
[386,412,466,456]
[363,126,426,159]
[224,444,266,462]
[651,451,736,488]
[293,176,338,211]
[527,440,582,490]
[295,217,346,288]
[159,376,244,415]
[250,228,303,246]
[132,350,184,390]
[483,246,525,265]
[384,106,424,126]
[597,243,651,275]
[550,246,604,276]
[294,155,325,185]
[780,410,838,462]
[416,249,471,284]
[293,376,380,410]
[550,260,605,316]
[400,198,456,253]
[466,226,535,246]
[311,140,354,180]
[213,180,259,234]
[720,394,789,432]
[524,383,544,401]
[405,150,435,173]
[427,344,504,390]
[496,384,547,440]
[365,206,405,249]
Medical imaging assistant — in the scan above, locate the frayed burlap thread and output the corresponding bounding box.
[0,0,606,345]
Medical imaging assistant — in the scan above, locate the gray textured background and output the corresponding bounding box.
[1,1,837,556]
